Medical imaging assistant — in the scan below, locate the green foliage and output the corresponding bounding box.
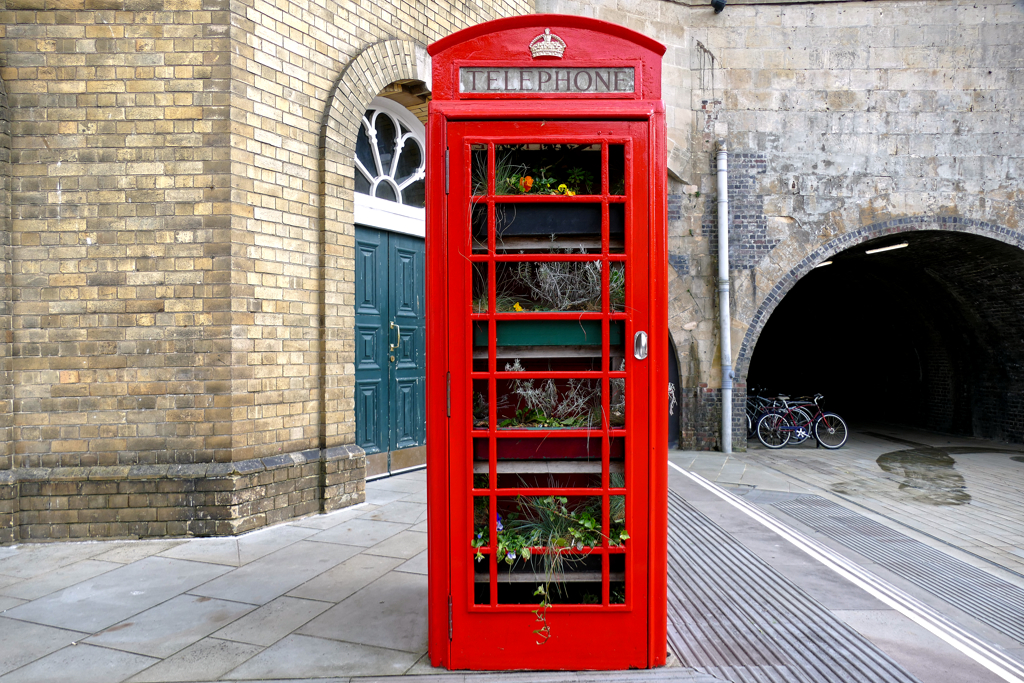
[472,493,630,643]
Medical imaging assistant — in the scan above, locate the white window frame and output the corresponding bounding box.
[353,96,426,238]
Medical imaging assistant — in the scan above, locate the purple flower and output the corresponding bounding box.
[496,514,504,532]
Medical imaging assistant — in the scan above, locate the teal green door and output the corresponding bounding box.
[355,226,426,477]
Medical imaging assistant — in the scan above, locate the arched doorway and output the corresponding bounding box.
[746,229,1024,443]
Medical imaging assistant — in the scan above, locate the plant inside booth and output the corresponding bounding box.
[473,488,628,644]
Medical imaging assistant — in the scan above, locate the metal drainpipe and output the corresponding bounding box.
[717,140,733,454]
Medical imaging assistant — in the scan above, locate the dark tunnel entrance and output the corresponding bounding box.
[747,230,1024,444]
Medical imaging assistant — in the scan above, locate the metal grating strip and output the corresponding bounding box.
[770,494,1024,645]
[667,490,921,683]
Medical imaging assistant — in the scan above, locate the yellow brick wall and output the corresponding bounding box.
[0,0,533,469]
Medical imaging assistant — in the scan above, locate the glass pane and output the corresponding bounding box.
[374,113,398,175]
[473,379,489,429]
[496,463,602,489]
[354,167,371,196]
[609,262,625,313]
[497,368,602,430]
[494,144,601,196]
[356,115,376,178]
[375,181,397,202]
[472,263,488,313]
[608,144,625,195]
[608,376,625,429]
[495,260,603,312]
[395,137,422,184]
[610,554,626,604]
[473,495,491,605]
[472,145,487,196]
[472,321,489,372]
[402,179,424,208]
[471,204,488,252]
[495,203,601,240]
[473,439,490,488]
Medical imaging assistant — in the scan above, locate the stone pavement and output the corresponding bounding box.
[2,427,1023,682]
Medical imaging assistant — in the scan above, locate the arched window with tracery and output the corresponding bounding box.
[353,97,426,236]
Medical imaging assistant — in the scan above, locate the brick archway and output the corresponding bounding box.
[737,216,1023,379]
[317,40,430,450]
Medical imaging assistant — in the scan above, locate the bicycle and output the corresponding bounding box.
[755,394,848,450]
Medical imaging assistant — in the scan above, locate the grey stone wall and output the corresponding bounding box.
[538,0,1024,449]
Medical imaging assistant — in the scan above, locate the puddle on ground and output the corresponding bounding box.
[1012,456,1024,464]
[876,447,970,506]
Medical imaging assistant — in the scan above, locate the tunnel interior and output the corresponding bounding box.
[747,230,1024,444]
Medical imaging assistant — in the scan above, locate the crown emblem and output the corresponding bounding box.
[529,29,566,59]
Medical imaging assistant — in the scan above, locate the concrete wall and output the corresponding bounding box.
[538,0,1024,449]
[0,0,532,542]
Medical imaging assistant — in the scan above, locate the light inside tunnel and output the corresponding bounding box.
[746,230,1024,445]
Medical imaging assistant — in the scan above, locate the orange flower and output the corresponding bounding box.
[519,175,533,193]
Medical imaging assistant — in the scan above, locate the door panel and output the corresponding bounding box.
[446,120,650,669]
[390,233,427,456]
[355,228,389,455]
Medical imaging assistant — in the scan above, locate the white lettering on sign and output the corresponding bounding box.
[459,67,635,94]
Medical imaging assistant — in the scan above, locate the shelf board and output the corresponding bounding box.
[474,571,625,584]
[473,346,626,359]
[472,236,625,253]
[473,460,625,474]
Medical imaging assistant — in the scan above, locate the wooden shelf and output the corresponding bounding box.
[473,460,624,474]
[475,571,624,584]
[473,236,624,253]
[473,346,625,359]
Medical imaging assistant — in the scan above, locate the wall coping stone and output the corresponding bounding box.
[3,445,364,485]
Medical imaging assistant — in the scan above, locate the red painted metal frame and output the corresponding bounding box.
[427,15,666,672]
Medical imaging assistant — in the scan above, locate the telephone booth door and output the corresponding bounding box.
[426,15,667,672]
[448,121,649,670]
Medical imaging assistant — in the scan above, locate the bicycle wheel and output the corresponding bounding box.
[788,406,814,444]
[746,410,755,438]
[757,413,792,449]
[814,412,848,449]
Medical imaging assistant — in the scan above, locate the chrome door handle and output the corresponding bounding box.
[634,331,648,360]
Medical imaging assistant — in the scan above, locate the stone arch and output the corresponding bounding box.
[318,40,431,448]
[735,215,1024,380]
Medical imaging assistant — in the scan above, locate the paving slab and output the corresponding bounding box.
[363,530,428,560]
[288,503,375,530]
[0,543,111,580]
[222,635,419,679]
[0,596,26,611]
[158,538,244,567]
[0,643,157,683]
[395,549,428,575]
[287,553,403,603]
[90,541,187,565]
[368,477,426,494]
[298,571,428,654]
[2,557,232,633]
[190,540,361,606]
[365,486,411,506]
[84,594,256,658]
[0,617,85,677]
[307,518,410,548]
[1,559,122,601]
[364,501,427,525]
[214,596,333,647]
[126,639,264,683]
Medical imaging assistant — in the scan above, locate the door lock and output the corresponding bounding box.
[389,321,401,362]
[634,330,648,360]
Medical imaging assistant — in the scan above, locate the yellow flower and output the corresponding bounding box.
[513,302,524,312]
[557,184,575,196]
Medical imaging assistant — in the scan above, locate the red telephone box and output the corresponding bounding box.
[425,15,667,671]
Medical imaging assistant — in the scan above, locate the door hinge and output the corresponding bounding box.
[448,595,453,640]
[446,371,451,417]
[444,149,449,195]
